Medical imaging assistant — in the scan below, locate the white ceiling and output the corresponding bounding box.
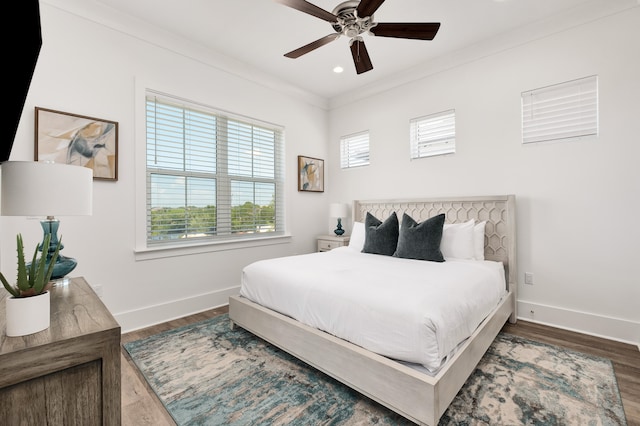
[88,0,632,103]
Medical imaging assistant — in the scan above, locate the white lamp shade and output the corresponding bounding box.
[1,161,93,216]
[329,203,348,219]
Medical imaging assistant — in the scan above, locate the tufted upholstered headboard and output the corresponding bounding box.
[353,195,517,296]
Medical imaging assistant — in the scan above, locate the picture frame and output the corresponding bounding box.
[35,107,119,181]
[298,155,324,192]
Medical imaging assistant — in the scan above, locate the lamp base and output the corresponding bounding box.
[333,218,345,236]
[49,255,78,280]
[29,254,77,280]
[33,217,78,280]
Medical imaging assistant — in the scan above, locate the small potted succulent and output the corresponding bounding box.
[1,233,61,336]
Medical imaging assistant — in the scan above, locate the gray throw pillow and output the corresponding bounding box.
[362,212,399,256]
[393,213,445,262]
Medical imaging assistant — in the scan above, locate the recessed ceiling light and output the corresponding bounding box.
[333,66,344,73]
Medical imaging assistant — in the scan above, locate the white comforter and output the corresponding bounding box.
[239,247,506,371]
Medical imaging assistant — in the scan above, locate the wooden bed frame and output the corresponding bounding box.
[229,195,517,425]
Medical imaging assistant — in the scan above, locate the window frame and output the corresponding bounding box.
[409,109,456,159]
[134,84,289,258]
[521,75,598,144]
[340,130,370,169]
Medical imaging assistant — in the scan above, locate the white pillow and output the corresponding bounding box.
[442,219,475,260]
[474,221,486,260]
[348,221,365,252]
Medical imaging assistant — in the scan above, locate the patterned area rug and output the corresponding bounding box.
[124,314,626,425]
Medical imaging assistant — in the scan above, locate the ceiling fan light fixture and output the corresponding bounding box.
[277,0,440,75]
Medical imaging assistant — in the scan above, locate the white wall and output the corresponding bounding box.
[328,8,640,344]
[0,1,330,332]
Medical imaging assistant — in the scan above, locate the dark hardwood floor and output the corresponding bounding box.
[121,307,640,426]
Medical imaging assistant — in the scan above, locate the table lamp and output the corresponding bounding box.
[1,161,93,279]
[329,203,348,236]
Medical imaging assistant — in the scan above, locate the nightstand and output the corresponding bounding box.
[317,235,350,252]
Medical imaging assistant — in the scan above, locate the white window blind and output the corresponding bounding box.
[146,92,284,246]
[340,131,369,168]
[410,110,456,159]
[522,75,598,144]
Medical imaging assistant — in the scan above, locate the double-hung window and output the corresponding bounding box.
[145,92,284,246]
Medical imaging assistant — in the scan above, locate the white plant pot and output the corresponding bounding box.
[5,291,50,337]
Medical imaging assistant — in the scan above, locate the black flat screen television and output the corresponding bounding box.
[4,0,42,163]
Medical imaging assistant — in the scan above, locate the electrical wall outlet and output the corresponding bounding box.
[524,272,534,285]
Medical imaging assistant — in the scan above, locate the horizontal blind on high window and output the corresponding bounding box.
[410,110,456,159]
[340,131,370,169]
[146,92,284,245]
[522,75,598,144]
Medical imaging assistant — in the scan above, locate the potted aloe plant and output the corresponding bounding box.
[1,233,61,336]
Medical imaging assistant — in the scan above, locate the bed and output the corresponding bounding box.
[229,195,517,425]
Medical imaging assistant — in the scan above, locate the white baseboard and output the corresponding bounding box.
[517,300,640,348]
[115,286,240,333]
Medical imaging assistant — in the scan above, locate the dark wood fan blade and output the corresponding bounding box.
[357,0,386,18]
[350,39,373,74]
[284,33,341,58]
[371,22,441,40]
[275,0,338,23]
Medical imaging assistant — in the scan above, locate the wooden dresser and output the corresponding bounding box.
[0,276,121,425]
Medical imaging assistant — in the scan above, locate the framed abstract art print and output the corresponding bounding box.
[35,107,119,181]
[298,155,324,192]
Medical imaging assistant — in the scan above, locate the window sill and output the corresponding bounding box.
[134,234,292,261]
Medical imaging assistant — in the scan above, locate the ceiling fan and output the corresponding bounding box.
[276,0,441,74]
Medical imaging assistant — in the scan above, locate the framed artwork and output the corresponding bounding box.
[298,155,324,192]
[35,107,119,181]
